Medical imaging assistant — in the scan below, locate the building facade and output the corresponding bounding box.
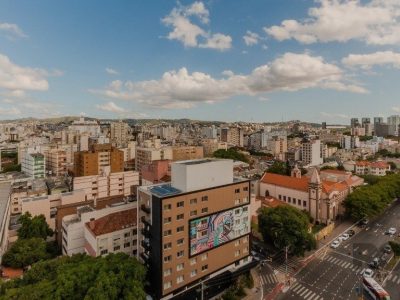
[22,153,45,179]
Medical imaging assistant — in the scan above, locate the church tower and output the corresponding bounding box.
[291,164,302,178]
[308,168,322,224]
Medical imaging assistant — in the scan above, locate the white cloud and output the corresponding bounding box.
[0,106,21,116]
[393,106,400,113]
[106,67,119,75]
[0,53,49,91]
[243,31,260,46]
[342,51,400,69]
[320,112,349,119]
[265,0,400,45]
[96,101,125,113]
[162,2,232,51]
[0,22,27,38]
[91,52,367,109]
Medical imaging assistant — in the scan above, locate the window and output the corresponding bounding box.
[177,275,184,284]
[163,268,172,277]
[243,236,249,243]
[164,217,172,224]
[283,196,286,201]
[191,269,197,277]
[177,250,184,258]
[163,204,171,210]
[235,209,240,215]
[190,198,197,204]
[243,197,249,203]
[201,196,208,202]
[190,210,197,217]
[201,219,207,225]
[124,232,130,238]
[177,201,184,208]
[235,199,240,205]
[235,250,240,257]
[100,249,108,255]
[164,230,172,237]
[243,186,248,191]
[235,219,240,225]
[164,281,172,290]
[164,255,172,263]
[177,213,184,220]
[190,258,197,265]
[278,195,282,200]
[201,207,208,214]
[164,242,172,250]
[177,263,184,271]
[235,188,240,193]
[235,240,240,246]
[177,238,184,245]
[298,199,301,206]
[124,242,130,248]
[243,206,248,213]
[201,253,208,261]
[244,246,249,253]
[177,226,184,232]
[201,265,208,272]
[303,200,307,207]
[200,230,207,237]
[288,197,291,202]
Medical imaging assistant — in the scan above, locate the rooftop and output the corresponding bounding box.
[0,182,11,229]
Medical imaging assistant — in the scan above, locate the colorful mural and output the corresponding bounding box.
[189,206,250,256]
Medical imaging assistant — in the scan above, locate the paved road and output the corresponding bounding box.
[276,200,400,300]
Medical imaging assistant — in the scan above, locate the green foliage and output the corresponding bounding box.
[213,148,249,163]
[0,164,21,173]
[359,136,373,142]
[325,142,340,148]
[258,206,316,257]
[337,165,345,171]
[388,161,397,170]
[389,241,400,256]
[361,174,380,185]
[0,253,147,300]
[266,161,289,175]
[376,149,400,158]
[249,150,273,157]
[344,174,400,220]
[17,213,53,240]
[2,238,49,268]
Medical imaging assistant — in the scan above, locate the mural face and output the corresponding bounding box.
[189,206,250,256]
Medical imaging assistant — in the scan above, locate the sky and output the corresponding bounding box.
[1,0,400,124]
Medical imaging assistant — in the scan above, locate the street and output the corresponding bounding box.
[264,200,400,300]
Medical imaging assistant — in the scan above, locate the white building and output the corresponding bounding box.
[111,121,130,147]
[301,140,323,166]
[340,136,360,150]
[22,153,46,179]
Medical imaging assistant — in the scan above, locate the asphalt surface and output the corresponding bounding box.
[275,200,400,300]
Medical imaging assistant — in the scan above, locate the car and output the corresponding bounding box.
[346,229,355,237]
[362,268,374,278]
[386,227,397,235]
[359,219,369,226]
[369,258,380,269]
[330,240,340,249]
[383,244,392,254]
[340,233,350,241]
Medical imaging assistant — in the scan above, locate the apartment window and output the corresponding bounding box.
[164,242,172,250]
[177,275,184,284]
[190,269,197,277]
[243,186,249,191]
[132,240,137,246]
[235,209,240,215]
[124,232,130,238]
[278,195,282,200]
[163,230,172,237]
[243,236,249,243]
[283,196,286,201]
[201,253,208,261]
[190,210,197,217]
[244,246,249,253]
[124,242,130,248]
[288,197,291,202]
[303,200,307,207]
[163,204,171,210]
[177,226,184,233]
[201,207,208,214]
[235,240,240,247]
[235,250,240,257]
[177,250,184,258]
[177,201,184,208]
[201,196,208,202]
[201,219,207,225]
[177,238,184,245]
[164,255,172,263]
[200,230,207,237]
[100,249,108,255]
[114,246,121,251]
[164,268,172,277]
[176,213,184,220]
[235,219,240,225]
[163,282,172,290]
[201,265,208,272]
[235,188,240,193]
[243,206,248,213]
[190,258,197,265]
[298,199,301,206]
[164,217,172,224]
[243,197,249,203]
[190,198,197,205]
[177,263,184,271]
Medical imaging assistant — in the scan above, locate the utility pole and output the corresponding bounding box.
[285,246,288,286]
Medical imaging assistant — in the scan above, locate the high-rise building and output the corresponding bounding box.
[220,127,244,147]
[361,118,370,126]
[137,159,252,299]
[374,123,390,137]
[22,153,45,179]
[45,149,67,177]
[110,121,130,147]
[172,146,204,161]
[74,144,124,177]
[135,147,173,172]
[374,117,383,125]
[340,135,360,150]
[350,118,360,128]
[387,115,400,136]
[301,139,323,166]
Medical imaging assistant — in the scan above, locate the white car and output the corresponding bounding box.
[387,227,397,235]
[362,268,374,278]
[340,233,350,241]
[330,240,340,249]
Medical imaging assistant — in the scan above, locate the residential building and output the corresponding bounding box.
[135,146,172,172]
[172,146,204,161]
[355,161,391,176]
[351,127,366,136]
[374,123,390,137]
[387,115,400,136]
[340,136,360,150]
[374,117,384,125]
[22,153,45,179]
[74,144,124,177]
[267,136,287,160]
[141,160,171,186]
[137,159,252,299]
[0,182,11,263]
[350,118,360,128]
[111,121,131,147]
[45,149,68,177]
[220,127,244,147]
[201,139,228,157]
[68,117,101,137]
[301,139,323,166]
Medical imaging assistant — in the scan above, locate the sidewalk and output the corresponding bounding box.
[243,268,262,300]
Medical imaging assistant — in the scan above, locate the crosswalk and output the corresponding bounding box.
[272,256,302,276]
[385,273,400,285]
[323,256,363,272]
[260,273,278,285]
[290,282,323,300]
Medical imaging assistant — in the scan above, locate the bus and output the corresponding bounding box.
[362,276,391,300]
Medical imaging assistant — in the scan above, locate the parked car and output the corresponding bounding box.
[340,233,350,241]
[359,219,369,226]
[331,240,340,249]
[386,227,397,235]
[369,258,380,269]
[362,268,374,278]
[346,229,355,237]
[383,244,392,254]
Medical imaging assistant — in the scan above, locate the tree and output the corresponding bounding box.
[2,238,49,268]
[258,206,316,257]
[388,161,397,171]
[389,241,400,256]
[17,213,53,240]
[213,148,249,163]
[266,161,288,175]
[0,253,147,300]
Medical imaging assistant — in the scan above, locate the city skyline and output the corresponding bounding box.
[1,0,400,123]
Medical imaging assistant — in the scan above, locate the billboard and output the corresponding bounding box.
[189,206,250,256]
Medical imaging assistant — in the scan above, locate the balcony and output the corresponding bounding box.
[141,204,151,214]
[140,252,150,262]
[141,227,152,238]
[141,239,151,251]
[141,216,151,227]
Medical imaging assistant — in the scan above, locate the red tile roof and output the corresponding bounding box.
[370,161,389,169]
[320,169,348,175]
[260,173,309,192]
[355,161,370,167]
[85,208,137,237]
